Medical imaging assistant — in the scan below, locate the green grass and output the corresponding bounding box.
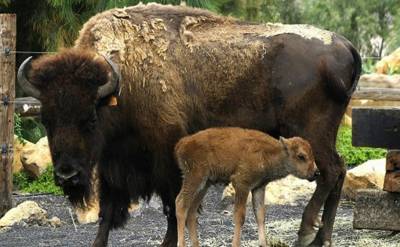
[13,165,63,195]
[336,126,387,167]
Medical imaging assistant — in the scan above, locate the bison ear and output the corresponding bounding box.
[279,136,289,154]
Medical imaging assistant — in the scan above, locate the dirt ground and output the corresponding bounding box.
[1,186,399,247]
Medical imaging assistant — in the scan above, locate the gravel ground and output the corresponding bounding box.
[1,186,399,247]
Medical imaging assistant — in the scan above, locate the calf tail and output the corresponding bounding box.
[320,42,361,103]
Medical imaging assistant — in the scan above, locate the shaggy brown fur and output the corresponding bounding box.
[20,3,361,247]
[175,127,318,247]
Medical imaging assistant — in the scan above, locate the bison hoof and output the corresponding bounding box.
[322,240,333,247]
[160,239,177,247]
[294,231,317,247]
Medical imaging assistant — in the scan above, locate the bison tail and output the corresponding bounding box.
[320,43,361,103]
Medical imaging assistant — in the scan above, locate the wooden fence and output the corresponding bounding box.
[0,14,16,216]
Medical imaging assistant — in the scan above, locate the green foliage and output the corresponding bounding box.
[387,64,400,75]
[0,0,223,51]
[14,113,26,144]
[336,126,387,167]
[14,114,46,143]
[13,165,63,195]
[2,0,400,64]
[19,117,46,143]
[362,58,378,74]
[0,0,9,6]
[301,0,400,58]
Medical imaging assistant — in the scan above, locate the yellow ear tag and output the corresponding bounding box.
[108,96,118,106]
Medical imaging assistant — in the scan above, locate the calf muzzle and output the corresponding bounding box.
[307,169,320,182]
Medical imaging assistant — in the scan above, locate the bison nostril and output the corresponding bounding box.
[71,176,79,185]
[55,170,79,180]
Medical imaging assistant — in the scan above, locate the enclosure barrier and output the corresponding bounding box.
[0,14,16,216]
[352,85,400,231]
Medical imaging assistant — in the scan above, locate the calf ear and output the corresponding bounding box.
[279,136,289,154]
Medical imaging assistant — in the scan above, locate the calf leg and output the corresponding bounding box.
[232,187,249,247]
[252,186,267,247]
[186,184,209,247]
[176,174,207,247]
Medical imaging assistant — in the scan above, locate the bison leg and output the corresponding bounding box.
[92,179,130,247]
[310,155,346,247]
[159,183,181,247]
[92,203,112,247]
[296,151,344,247]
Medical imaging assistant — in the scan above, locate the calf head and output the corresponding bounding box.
[17,48,120,206]
[279,137,319,181]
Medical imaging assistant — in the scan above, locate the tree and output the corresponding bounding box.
[0,0,223,52]
[301,0,400,57]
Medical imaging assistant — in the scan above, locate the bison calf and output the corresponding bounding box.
[175,127,319,247]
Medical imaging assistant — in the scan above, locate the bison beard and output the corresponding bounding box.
[18,3,361,247]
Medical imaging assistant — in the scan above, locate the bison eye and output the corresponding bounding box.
[79,117,96,133]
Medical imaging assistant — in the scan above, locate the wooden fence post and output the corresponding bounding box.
[0,14,16,216]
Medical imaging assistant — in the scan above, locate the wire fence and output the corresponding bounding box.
[0,49,385,60]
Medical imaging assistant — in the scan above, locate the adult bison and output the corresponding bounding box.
[18,3,361,247]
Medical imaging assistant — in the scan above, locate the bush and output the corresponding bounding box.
[336,126,387,167]
[14,113,46,144]
[13,165,63,195]
[14,113,25,144]
[20,117,46,143]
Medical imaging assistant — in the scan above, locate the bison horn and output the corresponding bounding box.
[17,56,41,99]
[97,55,121,99]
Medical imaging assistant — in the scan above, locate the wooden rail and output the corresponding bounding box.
[15,97,41,116]
[352,87,400,101]
[12,86,400,118]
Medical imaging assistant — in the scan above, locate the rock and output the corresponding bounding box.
[0,201,62,229]
[13,136,35,175]
[222,175,316,207]
[0,201,47,228]
[375,47,400,74]
[264,175,316,205]
[353,189,400,231]
[48,216,62,227]
[21,137,52,178]
[383,151,400,192]
[342,159,385,200]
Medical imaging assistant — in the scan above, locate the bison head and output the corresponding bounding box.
[17,49,120,206]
